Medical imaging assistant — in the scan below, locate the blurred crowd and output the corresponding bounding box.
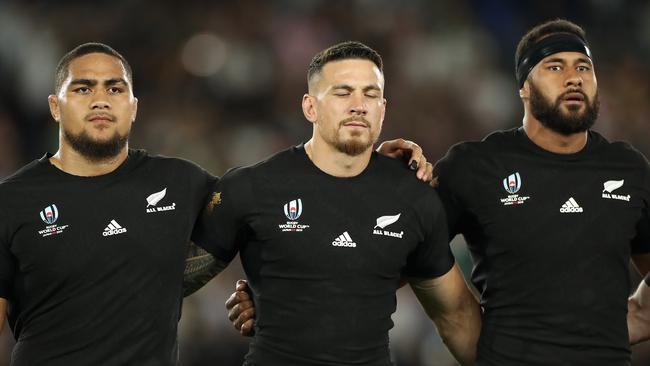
[1,0,650,365]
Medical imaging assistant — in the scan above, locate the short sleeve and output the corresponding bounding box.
[403,187,454,279]
[632,160,650,254]
[188,164,218,239]
[0,207,15,300]
[191,167,253,263]
[433,144,470,238]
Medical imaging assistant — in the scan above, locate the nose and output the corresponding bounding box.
[564,69,583,88]
[90,90,111,110]
[349,94,367,116]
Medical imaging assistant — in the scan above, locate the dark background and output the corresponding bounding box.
[1,1,650,364]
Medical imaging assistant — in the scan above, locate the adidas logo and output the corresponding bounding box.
[560,197,583,213]
[332,231,356,248]
[103,219,127,236]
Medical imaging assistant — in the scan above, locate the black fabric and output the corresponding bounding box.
[516,33,592,88]
[193,145,454,366]
[0,149,215,366]
[434,127,650,366]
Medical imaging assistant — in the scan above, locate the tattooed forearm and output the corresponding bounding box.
[183,242,227,297]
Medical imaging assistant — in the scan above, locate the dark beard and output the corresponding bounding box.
[333,139,373,156]
[63,128,128,162]
[529,81,600,136]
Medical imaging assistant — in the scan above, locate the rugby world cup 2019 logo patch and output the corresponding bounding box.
[279,198,309,232]
[40,204,58,224]
[503,173,521,194]
[499,172,531,206]
[284,199,302,220]
[37,204,70,237]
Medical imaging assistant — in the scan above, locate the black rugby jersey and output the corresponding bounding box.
[434,127,650,366]
[194,145,454,366]
[0,149,215,366]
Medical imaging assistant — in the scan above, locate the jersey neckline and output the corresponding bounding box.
[515,127,599,161]
[294,143,378,180]
[37,149,143,182]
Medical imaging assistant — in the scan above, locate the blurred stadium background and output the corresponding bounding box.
[1,0,650,365]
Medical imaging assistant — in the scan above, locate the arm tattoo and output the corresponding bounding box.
[183,242,227,297]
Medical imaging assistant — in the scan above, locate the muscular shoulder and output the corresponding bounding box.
[372,154,441,206]
[593,133,650,167]
[0,159,44,196]
[220,146,300,184]
[136,150,214,178]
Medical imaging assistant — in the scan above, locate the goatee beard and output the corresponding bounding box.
[63,128,129,162]
[529,81,600,136]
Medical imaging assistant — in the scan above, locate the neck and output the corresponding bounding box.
[49,138,129,177]
[304,137,372,178]
[522,111,588,154]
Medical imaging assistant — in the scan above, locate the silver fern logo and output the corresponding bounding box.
[147,188,167,206]
[602,180,630,201]
[145,188,177,213]
[373,213,404,239]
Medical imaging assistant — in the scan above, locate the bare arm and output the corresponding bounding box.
[628,254,650,344]
[408,264,481,366]
[183,242,228,297]
[0,298,6,332]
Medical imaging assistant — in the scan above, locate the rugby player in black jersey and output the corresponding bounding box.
[228,20,650,365]
[0,42,433,365]
[194,41,481,366]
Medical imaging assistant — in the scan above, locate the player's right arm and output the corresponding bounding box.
[628,273,650,344]
[191,167,254,283]
[0,298,5,331]
[0,298,6,332]
[408,265,481,366]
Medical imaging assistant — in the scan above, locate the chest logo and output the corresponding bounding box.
[146,188,176,213]
[500,172,531,206]
[103,219,127,236]
[40,204,59,224]
[37,204,69,237]
[332,231,357,247]
[503,172,521,194]
[601,180,630,202]
[284,199,302,220]
[560,197,583,213]
[373,213,404,239]
[279,198,309,232]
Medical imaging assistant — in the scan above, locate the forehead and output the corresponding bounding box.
[66,53,127,80]
[539,51,593,65]
[319,59,384,87]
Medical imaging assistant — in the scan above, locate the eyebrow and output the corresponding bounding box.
[332,84,381,92]
[69,78,129,87]
[542,57,593,66]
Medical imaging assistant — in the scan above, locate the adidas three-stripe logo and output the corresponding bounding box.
[332,231,356,247]
[103,219,128,236]
[560,197,583,213]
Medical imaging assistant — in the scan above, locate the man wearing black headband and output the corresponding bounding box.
[432,19,650,365]
[227,19,650,365]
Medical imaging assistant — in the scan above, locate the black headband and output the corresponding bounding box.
[516,33,592,88]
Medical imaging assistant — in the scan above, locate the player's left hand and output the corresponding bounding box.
[376,139,433,182]
[225,279,255,336]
